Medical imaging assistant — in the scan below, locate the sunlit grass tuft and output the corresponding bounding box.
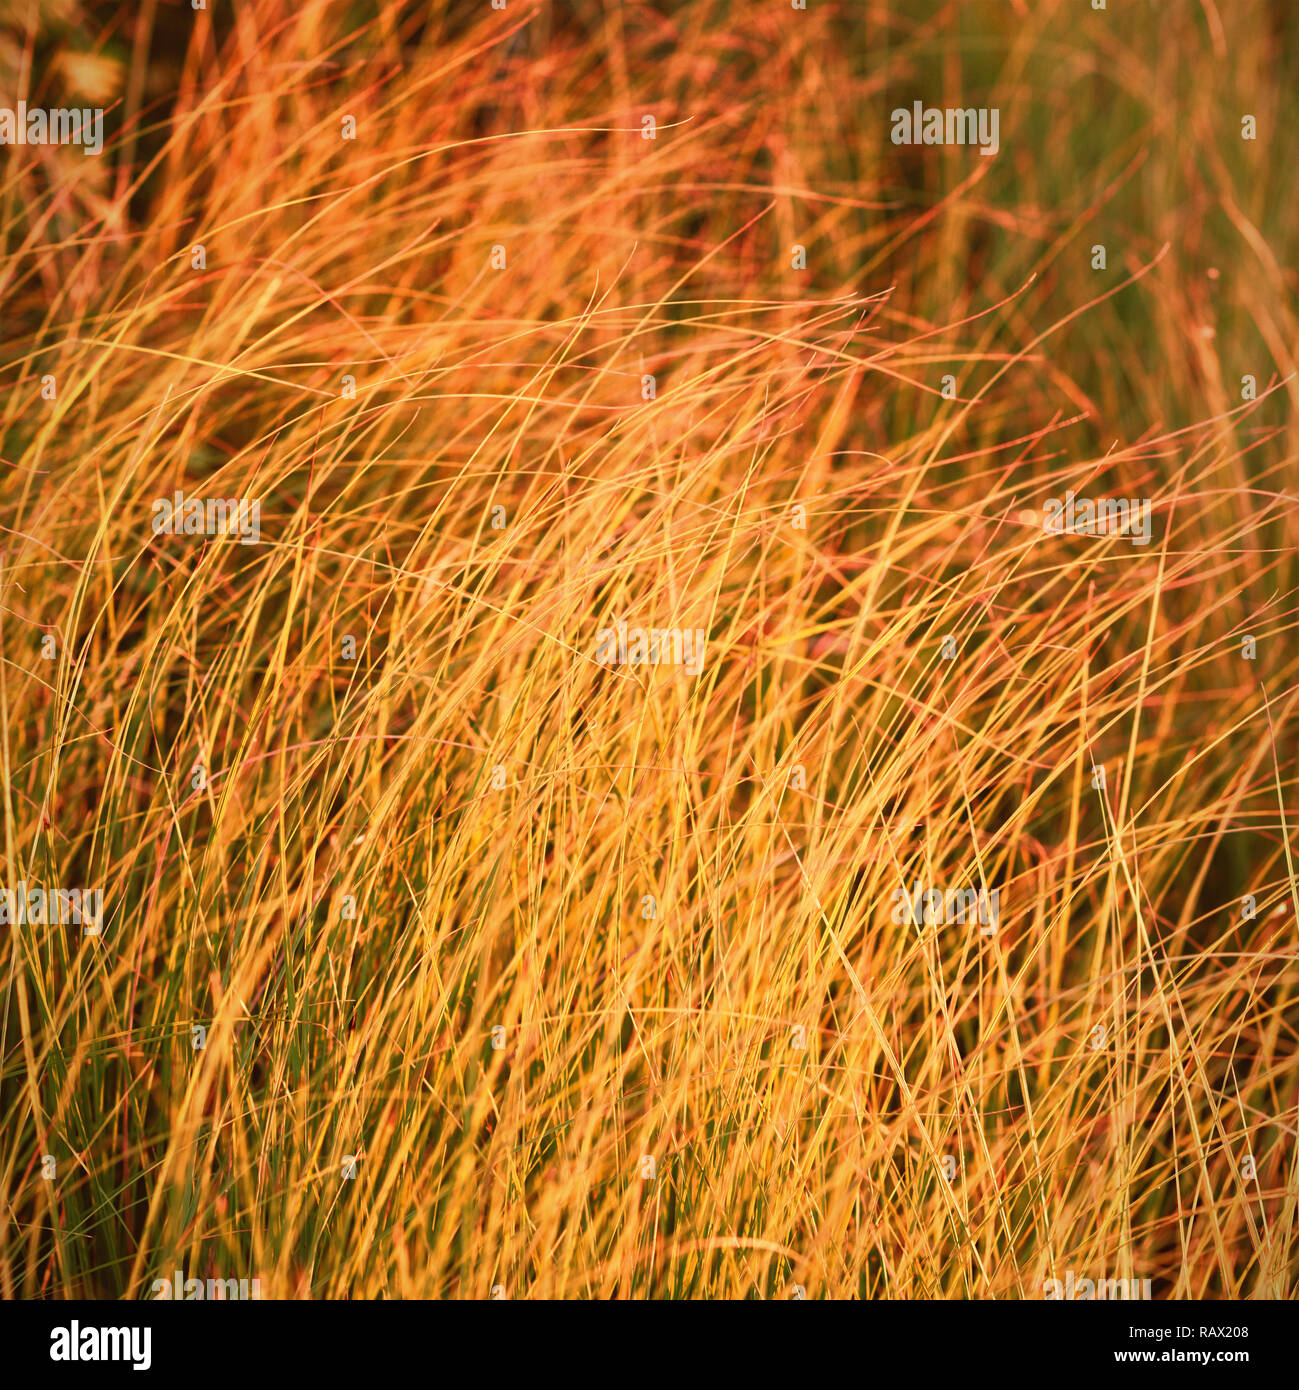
[1,0,1297,1299]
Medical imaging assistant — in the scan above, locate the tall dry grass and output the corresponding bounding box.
[1,0,1297,1298]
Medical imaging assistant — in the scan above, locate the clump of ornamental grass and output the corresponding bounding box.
[1,0,1296,1298]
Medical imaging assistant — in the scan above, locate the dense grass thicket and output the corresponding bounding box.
[1,0,1297,1298]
